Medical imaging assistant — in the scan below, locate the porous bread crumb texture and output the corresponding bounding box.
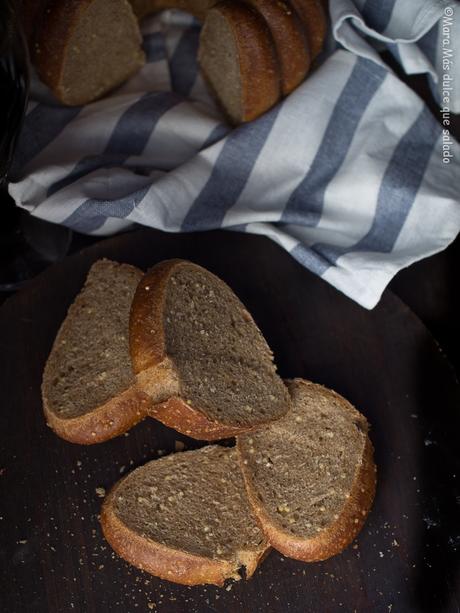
[163,264,289,426]
[58,0,145,105]
[238,380,370,538]
[198,7,243,123]
[43,259,142,419]
[112,446,266,561]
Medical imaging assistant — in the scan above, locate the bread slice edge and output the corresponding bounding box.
[100,475,268,586]
[236,379,377,561]
[42,383,151,444]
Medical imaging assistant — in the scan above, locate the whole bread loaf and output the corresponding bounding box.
[23,0,326,121]
[101,445,269,585]
[237,379,376,561]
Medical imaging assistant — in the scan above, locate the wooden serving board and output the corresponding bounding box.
[1,228,459,613]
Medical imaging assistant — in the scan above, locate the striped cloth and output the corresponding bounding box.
[9,1,460,308]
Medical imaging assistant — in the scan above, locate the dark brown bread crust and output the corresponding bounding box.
[147,395,259,440]
[34,0,144,105]
[203,1,281,123]
[242,0,310,95]
[237,379,377,562]
[130,259,288,440]
[21,0,51,43]
[43,385,151,444]
[129,259,179,375]
[290,0,327,59]
[100,463,268,586]
[34,0,94,98]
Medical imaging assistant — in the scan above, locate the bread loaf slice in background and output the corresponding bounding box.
[130,259,290,440]
[42,259,151,444]
[237,379,376,561]
[34,0,145,105]
[198,1,281,123]
[101,445,269,585]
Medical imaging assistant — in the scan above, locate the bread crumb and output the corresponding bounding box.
[95,487,106,498]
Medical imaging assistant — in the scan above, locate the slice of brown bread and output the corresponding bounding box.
[290,0,327,59]
[33,0,145,106]
[101,445,269,585]
[242,0,310,96]
[129,259,290,440]
[237,379,376,561]
[42,259,151,444]
[198,1,281,124]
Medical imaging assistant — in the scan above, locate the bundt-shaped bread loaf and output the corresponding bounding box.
[22,0,326,122]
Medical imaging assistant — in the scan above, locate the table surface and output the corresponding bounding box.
[1,228,459,613]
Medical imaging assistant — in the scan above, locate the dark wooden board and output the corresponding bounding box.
[1,228,459,613]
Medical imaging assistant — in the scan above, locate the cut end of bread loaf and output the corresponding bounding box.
[42,259,151,444]
[35,0,145,106]
[199,1,280,123]
[237,379,376,561]
[101,446,268,585]
[130,259,290,440]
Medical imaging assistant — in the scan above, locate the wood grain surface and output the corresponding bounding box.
[0,228,459,613]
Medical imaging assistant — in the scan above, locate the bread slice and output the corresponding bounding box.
[242,0,310,96]
[290,0,327,59]
[33,0,145,105]
[129,259,290,440]
[42,259,151,444]
[198,1,280,123]
[101,445,269,585]
[237,379,376,561]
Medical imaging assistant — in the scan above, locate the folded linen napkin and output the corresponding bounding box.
[9,1,460,308]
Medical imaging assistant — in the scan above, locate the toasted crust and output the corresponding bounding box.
[131,259,287,441]
[237,379,377,562]
[34,0,144,105]
[290,0,327,59]
[242,0,310,95]
[200,1,281,123]
[42,384,151,444]
[101,473,267,586]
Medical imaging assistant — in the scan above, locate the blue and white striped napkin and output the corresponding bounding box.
[9,1,460,308]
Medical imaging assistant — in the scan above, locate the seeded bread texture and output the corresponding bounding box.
[130,260,290,440]
[34,0,145,105]
[42,259,151,444]
[237,379,376,561]
[101,445,269,585]
[198,1,280,124]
